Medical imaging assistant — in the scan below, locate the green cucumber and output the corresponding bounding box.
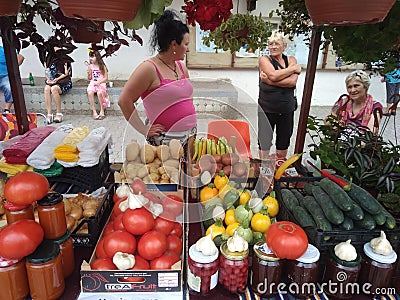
[311,185,344,225]
[354,212,376,230]
[291,189,305,202]
[292,205,316,228]
[303,183,315,195]
[339,215,354,231]
[280,189,299,211]
[302,195,332,232]
[374,199,397,229]
[373,211,387,226]
[344,198,364,221]
[319,177,352,211]
[345,183,382,215]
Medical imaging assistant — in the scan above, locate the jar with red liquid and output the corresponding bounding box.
[251,242,282,298]
[358,242,397,296]
[26,240,65,300]
[323,247,361,300]
[4,200,34,224]
[187,244,219,295]
[286,243,320,299]
[218,241,249,293]
[53,230,75,278]
[0,257,29,300]
[37,192,67,239]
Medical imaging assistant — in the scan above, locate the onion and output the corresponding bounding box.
[69,204,83,220]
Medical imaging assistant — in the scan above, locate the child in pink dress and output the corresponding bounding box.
[86,50,109,120]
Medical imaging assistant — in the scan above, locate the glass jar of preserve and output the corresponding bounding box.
[358,242,397,296]
[323,247,361,300]
[219,241,249,293]
[26,240,65,300]
[250,242,282,298]
[4,200,34,224]
[0,257,29,300]
[54,230,75,278]
[286,243,320,299]
[187,244,219,295]
[37,192,67,239]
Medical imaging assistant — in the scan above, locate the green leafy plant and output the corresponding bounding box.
[6,0,141,66]
[270,0,400,72]
[202,13,273,53]
[307,115,400,194]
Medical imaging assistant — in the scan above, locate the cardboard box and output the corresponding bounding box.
[80,184,185,297]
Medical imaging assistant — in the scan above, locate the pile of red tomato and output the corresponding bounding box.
[91,180,184,271]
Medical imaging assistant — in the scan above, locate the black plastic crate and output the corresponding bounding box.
[48,147,110,193]
[274,176,400,252]
[71,184,114,247]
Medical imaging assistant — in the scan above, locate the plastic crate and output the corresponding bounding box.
[48,147,110,193]
[71,184,114,247]
[274,176,400,252]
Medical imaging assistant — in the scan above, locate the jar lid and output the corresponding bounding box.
[363,242,397,264]
[189,244,219,264]
[27,240,60,264]
[53,230,71,245]
[253,242,280,262]
[329,246,361,267]
[220,241,249,260]
[0,256,19,267]
[37,192,63,206]
[3,200,30,211]
[296,244,320,264]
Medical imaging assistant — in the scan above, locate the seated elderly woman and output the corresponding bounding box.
[326,70,383,134]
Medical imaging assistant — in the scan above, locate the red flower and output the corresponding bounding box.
[182,0,233,31]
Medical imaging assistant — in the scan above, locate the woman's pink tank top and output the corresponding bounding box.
[141,60,197,131]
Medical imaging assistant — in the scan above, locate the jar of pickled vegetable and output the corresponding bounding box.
[0,257,29,300]
[26,240,65,300]
[286,243,320,299]
[219,241,249,293]
[53,230,75,278]
[4,200,34,224]
[251,242,282,298]
[358,242,397,296]
[37,192,67,239]
[323,247,361,300]
[187,244,219,295]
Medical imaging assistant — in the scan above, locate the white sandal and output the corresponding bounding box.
[46,114,53,124]
[54,113,63,123]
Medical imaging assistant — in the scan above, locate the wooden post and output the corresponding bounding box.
[294,28,322,154]
[0,16,29,135]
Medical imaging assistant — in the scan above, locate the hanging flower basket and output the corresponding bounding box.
[56,0,142,21]
[0,1,21,16]
[68,20,104,44]
[305,0,396,26]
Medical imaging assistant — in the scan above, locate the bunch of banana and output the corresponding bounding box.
[192,137,233,162]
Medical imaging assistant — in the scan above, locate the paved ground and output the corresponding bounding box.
[39,101,400,164]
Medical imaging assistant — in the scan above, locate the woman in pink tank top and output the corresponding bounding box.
[118,10,197,146]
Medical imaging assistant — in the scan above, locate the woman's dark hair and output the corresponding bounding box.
[150,10,189,53]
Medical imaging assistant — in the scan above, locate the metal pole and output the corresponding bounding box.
[294,27,322,154]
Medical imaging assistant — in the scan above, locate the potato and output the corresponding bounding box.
[140,144,155,164]
[149,173,160,182]
[156,145,170,161]
[63,199,72,215]
[126,140,140,161]
[161,173,170,181]
[169,139,184,159]
[163,159,180,169]
[137,165,149,179]
[125,163,143,179]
